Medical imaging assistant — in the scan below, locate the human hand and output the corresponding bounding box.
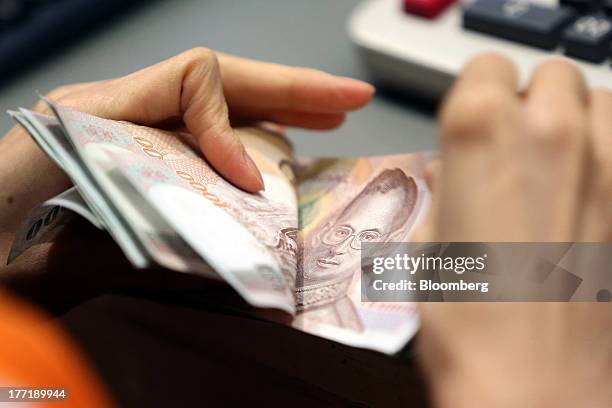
[34,48,374,193]
[0,48,373,261]
[429,54,612,242]
[417,54,612,408]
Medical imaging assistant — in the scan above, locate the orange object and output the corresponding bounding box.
[0,291,115,407]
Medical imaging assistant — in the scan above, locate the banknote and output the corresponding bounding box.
[9,102,435,353]
[9,109,150,267]
[12,109,215,274]
[30,102,298,313]
[291,155,434,353]
[7,187,99,264]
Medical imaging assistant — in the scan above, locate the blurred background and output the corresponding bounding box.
[0,0,437,157]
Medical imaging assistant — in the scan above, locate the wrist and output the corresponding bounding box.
[0,126,71,261]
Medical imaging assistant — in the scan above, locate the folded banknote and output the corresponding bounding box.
[8,100,435,354]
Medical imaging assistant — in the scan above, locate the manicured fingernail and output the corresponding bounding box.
[243,150,265,191]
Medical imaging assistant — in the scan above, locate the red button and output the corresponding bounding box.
[403,0,456,18]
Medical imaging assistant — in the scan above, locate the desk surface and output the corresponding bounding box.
[0,0,436,157]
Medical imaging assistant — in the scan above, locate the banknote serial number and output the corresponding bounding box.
[0,387,68,402]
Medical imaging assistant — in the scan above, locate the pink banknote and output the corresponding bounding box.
[13,103,436,353]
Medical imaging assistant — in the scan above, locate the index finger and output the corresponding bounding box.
[439,53,520,143]
[453,52,519,94]
[435,53,521,241]
[217,53,375,113]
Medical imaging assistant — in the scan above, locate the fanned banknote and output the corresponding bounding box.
[292,155,433,352]
[8,101,435,353]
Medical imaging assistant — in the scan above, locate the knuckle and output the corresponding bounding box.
[183,47,217,64]
[465,52,514,71]
[204,94,229,119]
[440,84,513,142]
[534,58,579,76]
[529,111,586,149]
[284,75,301,109]
[531,58,586,93]
[178,49,222,105]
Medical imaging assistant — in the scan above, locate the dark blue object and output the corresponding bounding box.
[463,0,576,49]
[560,0,600,13]
[604,0,612,16]
[563,14,612,62]
[0,0,148,82]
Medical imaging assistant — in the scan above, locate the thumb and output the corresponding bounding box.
[57,48,265,193]
[179,48,264,192]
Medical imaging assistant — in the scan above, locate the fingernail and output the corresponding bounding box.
[243,150,265,191]
[334,76,376,94]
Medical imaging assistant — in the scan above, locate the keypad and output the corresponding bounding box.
[402,0,612,67]
[459,0,612,65]
[462,0,575,50]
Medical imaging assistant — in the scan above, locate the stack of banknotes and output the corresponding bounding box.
[8,100,435,354]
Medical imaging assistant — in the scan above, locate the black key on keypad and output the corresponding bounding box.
[560,0,599,13]
[563,14,612,62]
[0,0,27,24]
[604,0,612,16]
[463,0,576,50]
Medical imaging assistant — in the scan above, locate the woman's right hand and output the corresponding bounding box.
[418,54,612,408]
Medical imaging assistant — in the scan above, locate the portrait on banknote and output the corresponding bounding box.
[294,163,427,332]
